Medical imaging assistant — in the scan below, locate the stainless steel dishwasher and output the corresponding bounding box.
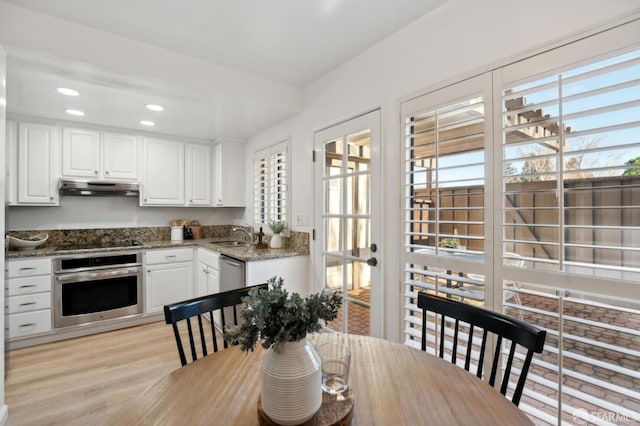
[219,255,246,291]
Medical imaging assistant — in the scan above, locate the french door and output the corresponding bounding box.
[314,109,382,337]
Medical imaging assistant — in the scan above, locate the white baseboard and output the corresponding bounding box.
[0,404,8,425]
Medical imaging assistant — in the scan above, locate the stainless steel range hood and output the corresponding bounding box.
[59,179,140,197]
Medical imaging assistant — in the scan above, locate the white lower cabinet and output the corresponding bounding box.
[7,311,52,338]
[6,257,53,340]
[196,248,220,297]
[246,255,309,295]
[145,248,194,313]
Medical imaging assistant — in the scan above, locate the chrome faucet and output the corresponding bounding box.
[232,226,253,243]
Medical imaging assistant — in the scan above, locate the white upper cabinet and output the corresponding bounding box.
[213,141,245,207]
[185,143,212,206]
[102,132,139,180]
[62,128,138,180]
[62,128,101,178]
[141,137,185,205]
[13,121,60,205]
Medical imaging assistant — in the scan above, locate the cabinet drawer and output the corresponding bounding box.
[7,293,52,314]
[146,248,194,265]
[6,275,52,296]
[197,248,219,270]
[7,310,52,339]
[8,258,52,278]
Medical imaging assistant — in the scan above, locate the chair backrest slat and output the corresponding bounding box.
[488,334,503,387]
[209,312,219,353]
[417,292,546,406]
[464,324,474,371]
[186,318,197,363]
[477,328,488,379]
[164,283,268,366]
[197,315,207,358]
[451,318,459,364]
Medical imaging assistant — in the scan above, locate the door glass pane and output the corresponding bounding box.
[345,218,370,259]
[347,130,371,172]
[324,255,343,290]
[346,174,369,215]
[324,218,342,253]
[327,260,371,335]
[324,178,342,214]
[324,139,344,170]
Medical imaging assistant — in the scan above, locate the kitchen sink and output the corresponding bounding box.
[214,241,253,247]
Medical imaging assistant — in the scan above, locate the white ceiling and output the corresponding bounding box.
[2,0,446,140]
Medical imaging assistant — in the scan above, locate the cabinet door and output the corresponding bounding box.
[196,261,209,297]
[141,138,185,205]
[246,256,309,295]
[145,262,193,313]
[17,122,60,205]
[62,127,101,178]
[207,267,220,295]
[103,132,138,180]
[186,143,212,206]
[213,142,245,207]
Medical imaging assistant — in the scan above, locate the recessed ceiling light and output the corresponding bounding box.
[140,120,155,126]
[57,87,80,96]
[146,104,164,112]
[66,109,85,116]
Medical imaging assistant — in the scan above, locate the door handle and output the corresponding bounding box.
[367,257,378,267]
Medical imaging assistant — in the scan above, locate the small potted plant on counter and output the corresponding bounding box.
[268,220,287,249]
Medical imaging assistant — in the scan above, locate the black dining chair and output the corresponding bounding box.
[164,283,267,366]
[417,292,546,406]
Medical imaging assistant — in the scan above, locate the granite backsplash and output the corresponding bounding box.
[7,226,310,255]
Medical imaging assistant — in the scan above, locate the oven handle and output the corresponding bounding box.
[55,267,141,283]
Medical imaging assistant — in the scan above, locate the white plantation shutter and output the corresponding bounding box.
[501,48,640,278]
[496,30,640,424]
[253,141,289,228]
[402,19,640,425]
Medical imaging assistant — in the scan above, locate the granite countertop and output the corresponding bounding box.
[6,238,304,262]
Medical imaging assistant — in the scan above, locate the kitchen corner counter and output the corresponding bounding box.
[6,238,305,261]
[198,241,304,261]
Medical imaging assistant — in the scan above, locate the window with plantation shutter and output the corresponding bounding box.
[402,19,640,426]
[253,140,289,228]
[502,48,640,279]
[402,74,491,310]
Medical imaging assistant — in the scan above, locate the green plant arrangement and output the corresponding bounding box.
[268,220,287,235]
[225,276,342,352]
[439,237,460,249]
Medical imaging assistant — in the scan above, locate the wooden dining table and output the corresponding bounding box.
[110,333,533,425]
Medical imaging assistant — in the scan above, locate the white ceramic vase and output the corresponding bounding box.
[269,233,283,249]
[261,338,322,425]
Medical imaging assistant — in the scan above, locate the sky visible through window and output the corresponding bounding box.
[507,48,640,180]
[412,48,640,189]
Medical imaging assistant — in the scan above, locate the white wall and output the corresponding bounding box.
[245,0,640,341]
[7,198,244,230]
[0,45,8,424]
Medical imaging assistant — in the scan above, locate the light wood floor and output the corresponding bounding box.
[5,321,182,426]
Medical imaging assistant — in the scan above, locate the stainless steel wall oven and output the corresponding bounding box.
[53,251,143,328]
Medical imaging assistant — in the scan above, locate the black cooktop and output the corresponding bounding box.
[55,240,143,251]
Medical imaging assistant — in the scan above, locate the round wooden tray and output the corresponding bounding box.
[258,389,354,426]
